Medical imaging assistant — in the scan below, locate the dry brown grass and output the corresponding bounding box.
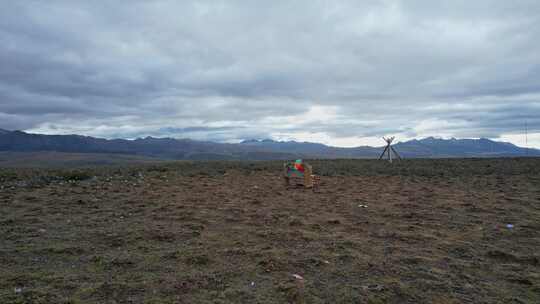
[1,159,539,303]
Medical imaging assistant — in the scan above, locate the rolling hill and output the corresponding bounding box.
[239,137,539,158]
[0,129,538,161]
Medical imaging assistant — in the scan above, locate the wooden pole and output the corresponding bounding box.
[389,142,393,163]
[390,146,401,160]
[378,145,389,160]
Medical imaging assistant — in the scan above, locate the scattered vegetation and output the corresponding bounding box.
[1,158,539,303]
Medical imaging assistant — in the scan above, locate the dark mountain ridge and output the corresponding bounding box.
[0,129,538,160]
[0,129,297,160]
[239,137,538,158]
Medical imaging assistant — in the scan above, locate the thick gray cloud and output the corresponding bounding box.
[1,1,539,147]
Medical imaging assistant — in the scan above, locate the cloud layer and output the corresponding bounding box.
[1,1,539,147]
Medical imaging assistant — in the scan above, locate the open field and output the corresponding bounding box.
[1,159,539,303]
[0,152,164,168]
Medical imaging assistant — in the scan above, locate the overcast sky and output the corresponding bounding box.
[1,1,539,147]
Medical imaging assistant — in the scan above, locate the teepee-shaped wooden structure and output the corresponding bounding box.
[379,136,401,162]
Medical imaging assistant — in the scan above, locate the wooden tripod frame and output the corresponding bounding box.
[378,136,401,162]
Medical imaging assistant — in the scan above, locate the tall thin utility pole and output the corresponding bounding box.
[525,119,528,156]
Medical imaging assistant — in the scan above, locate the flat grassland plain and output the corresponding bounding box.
[1,159,539,303]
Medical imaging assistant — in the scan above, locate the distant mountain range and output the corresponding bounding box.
[240,137,539,158]
[0,129,538,160]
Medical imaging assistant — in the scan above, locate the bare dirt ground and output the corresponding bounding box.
[1,159,539,303]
